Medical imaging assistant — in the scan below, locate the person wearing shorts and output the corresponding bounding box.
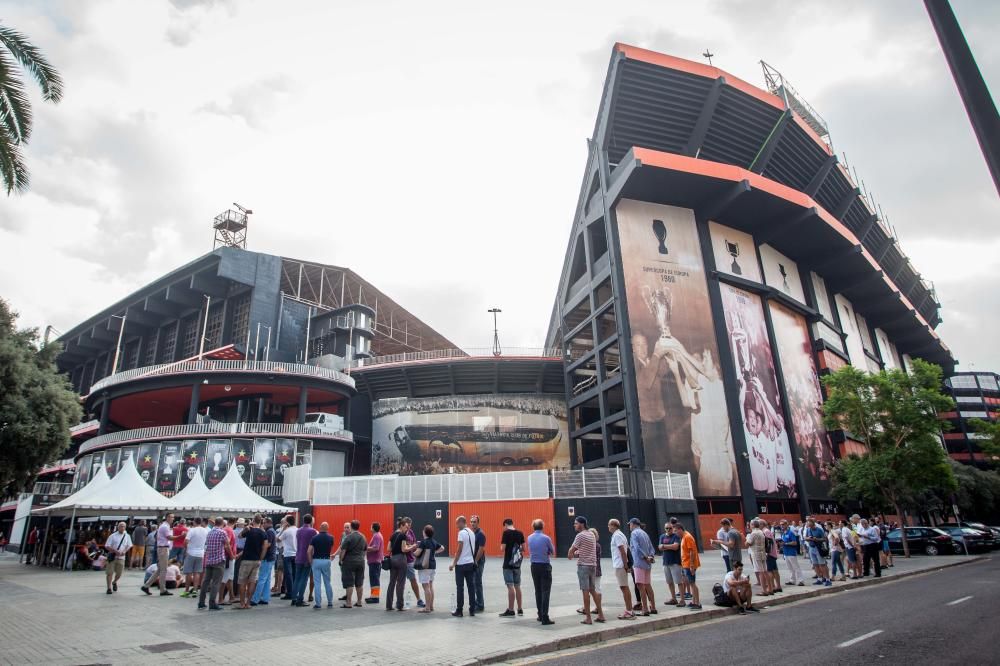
[413,524,443,613]
[676,523,702,610]
[337,520,367,608]
[103,522,132,595]
[658,522,684,607]
[499,518,525,617]
[608,519,635,619]
[402,518,425,608]
[628,518,657,615]
[568,516,605,624]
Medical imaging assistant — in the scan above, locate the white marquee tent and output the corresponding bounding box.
[195,463,293,514]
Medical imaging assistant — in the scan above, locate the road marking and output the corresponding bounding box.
[947,595,973,606]
[837,630,883,648]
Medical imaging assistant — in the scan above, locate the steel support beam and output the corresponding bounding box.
[684,77,725,158]
[804,154,837,197]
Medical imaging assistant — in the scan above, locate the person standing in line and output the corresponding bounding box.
[710,518,741,573]
[170,518,188,567]
[470,515,487,613]
[217,518,237,605]
[744,519,772,596]
[412,524,444,613]
[826,521,845,582]
[338,520,367,608]
[776,520,803,586]
[292,514,318,607]
[568,516,605,625]
[104,522,132,595]
[761,520,782,593]
[251,517,277,606]
[231,517,246,593]
[448,515,478,617]
[402,517,425,608]
[237,514,267,610]
[385,519,409,612]
[130,521,147,569]
[609,519,635,619]
[658,519,685,608]
[858,518,882,578]
[180,517,208,598]
[676,523,702,610]
[198,517,233,611]
[849,514,864,578]
[527,518,555,625]
[141,513,175,596]
[365,522,383,604]
[308,521,334,609]
[279,515,298,600]
[840,519,859,580]
[499,518,525,617]
[803,517,831,586]
[627,518,657,615]
[271,519,284,596]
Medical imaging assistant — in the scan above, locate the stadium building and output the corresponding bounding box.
[939,371,1000,467]
[4,44,956,553]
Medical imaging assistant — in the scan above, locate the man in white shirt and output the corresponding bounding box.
[448,515,477,617]
[722,562,757,614]
[858,519,882,578]
[181,517,209,597]
[278,515,298,600]
[608,519,634,619]
[104,522,132,595]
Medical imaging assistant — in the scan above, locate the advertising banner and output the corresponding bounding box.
[708,221,761,283]
[769,301,834,498]
[205,439,231,487]
[119,446,139,474]
[232,439,254,484]
[616,199,738,496]
[136,443,160,487]
[720,284,797,497]
[275,439,295,484]
[157,441,182,493]
[180,440,206,490]
[371,394,569,475]
[76,454,92,490]
[252,438,276,487]
[103,448,121,478]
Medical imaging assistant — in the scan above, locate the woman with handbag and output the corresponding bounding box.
[412,525,444,613]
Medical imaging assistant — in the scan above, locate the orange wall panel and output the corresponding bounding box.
[448,500,556,558]
[313,503,396,553]
[697,512,745,552]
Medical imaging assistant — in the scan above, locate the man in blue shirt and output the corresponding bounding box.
[776,519,804,586]
[628,518,657,615]
[658,521,684,606]
[803,517,831,586]
[526,518,555,625]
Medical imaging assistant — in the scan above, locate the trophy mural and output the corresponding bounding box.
[652,219,669,255]
[725,239,742,275]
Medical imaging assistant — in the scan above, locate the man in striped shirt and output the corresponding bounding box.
[198,517,233,611]
[568,516,605,624]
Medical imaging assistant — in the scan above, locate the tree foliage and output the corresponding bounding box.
[0,22,64,194]
[0,298,81,497]
[822,360,956,556]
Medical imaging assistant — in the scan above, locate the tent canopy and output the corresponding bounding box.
[34,458,177,516]
[32,466,112,515]
[170,470,211,512]
[195,463,293,514]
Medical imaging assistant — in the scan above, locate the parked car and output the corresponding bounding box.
[886,527,959,556]
[941,527,991,553]
[937,522,998,550]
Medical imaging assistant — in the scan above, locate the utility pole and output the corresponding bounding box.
[925,0,1000,195]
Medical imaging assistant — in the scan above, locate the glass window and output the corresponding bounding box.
[978,375,999,391]
[948,376,978,389]
[959,411,988,418]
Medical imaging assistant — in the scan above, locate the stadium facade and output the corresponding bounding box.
[3,44,956,552]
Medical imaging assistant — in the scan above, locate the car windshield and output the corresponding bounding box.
[930,528,950,536]
[887,529,901,538]
[304,414,320,423]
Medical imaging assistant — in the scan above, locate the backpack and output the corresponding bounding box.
[712,583,733,607]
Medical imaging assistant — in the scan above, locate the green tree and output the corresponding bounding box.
[0,22,64,194]
[966,418,1000,466]
[822,360,956,557]
[0,298,81,497]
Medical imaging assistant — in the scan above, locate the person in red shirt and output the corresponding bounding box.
[170,518,189,567]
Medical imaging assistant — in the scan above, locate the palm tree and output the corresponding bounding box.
[0,22,64,195]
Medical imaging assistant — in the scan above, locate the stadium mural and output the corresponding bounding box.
[616,199,738,497]
[769,301,834,498]
[371,394,569,475]
[720,283,797,498]
[758,244,806,304]
[708,221,761,283]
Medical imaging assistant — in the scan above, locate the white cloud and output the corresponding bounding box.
[0,0,997,370]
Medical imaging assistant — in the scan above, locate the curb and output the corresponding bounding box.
[472,556,986,665]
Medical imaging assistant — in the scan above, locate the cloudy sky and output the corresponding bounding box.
[1,0,997,369]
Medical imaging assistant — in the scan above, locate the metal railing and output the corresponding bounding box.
[69,420,99,435]
[313,469,551,505]
[79,422,353,454]
[355,347,562,369]
[90,359,355,394]
[552,468,694,500]
[31,482,74,496]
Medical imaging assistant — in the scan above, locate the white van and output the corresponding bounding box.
[302,412,345,434]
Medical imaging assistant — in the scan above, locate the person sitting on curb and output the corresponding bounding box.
[723,561,758,614]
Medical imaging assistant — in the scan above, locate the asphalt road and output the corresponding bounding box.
[527,557,998,666]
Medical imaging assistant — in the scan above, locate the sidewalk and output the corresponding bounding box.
[0,550,983,665]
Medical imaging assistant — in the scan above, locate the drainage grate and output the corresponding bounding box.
[140,642,198,654]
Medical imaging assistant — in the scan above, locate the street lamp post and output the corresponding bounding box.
[110,314,127,374]
[488,307,502,357]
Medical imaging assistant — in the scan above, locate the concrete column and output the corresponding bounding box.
[187,382,202,425]
[297,387,308,425]
[98,396,110,435]
[256,398,265,423]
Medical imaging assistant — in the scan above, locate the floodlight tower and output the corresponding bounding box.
[213,203,252,250]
